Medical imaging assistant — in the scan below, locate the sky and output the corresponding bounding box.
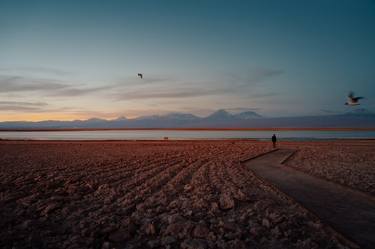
[0,0,374,121]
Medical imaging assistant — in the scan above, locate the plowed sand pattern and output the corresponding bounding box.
[0,141,349,249]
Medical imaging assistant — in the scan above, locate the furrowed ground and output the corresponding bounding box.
[0,141,349,249]
[284,140,375,196]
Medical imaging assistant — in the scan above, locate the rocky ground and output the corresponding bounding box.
[0,140,351,249]
[284,140,375,196]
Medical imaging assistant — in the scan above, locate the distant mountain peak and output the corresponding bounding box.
[87,118,106,122]
[234,111,262,119]
[163,113,199,120]
[136,112,199,121]
[1,108,374,129]
[135,115,159,121]
[115,116,127,120]
[206,109,232,119]
[205,109,262,120]
[214,109,230,114]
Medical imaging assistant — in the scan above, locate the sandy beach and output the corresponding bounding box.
[1,140,373,249]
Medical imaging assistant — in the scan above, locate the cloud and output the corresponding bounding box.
[0,67,73,76]
[0,105,43,112]
[49,86,109,96]
[251,68,284,81]
[0,75,109,96]
[117,75,173,85]
[0,101,90,114]
[115,68,284,92]
[113,73,282,101]
[0,75,68,92]
[114,86,233,100]
[112,75,178,94]
[0,67,284,115]
[247,92,278,98]
[0,101,47,106]
[111,68,284,101]
[224,68,284,86]
[0,101,48,112]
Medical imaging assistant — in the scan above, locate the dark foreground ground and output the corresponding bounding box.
[1,140,373,249]
[246,148,375,249]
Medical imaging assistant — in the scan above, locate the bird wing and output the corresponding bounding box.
[353,96,364,101]
[348,91,354,98]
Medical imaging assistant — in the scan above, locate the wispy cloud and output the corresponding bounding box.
[0,67,284,118]
[0,101,48,112]
[116,75,173,86]
[250,68,284,82]
[0,75,109,96]
[224,68,284,87]
[111,68,283,101]
[0,101,93,114]
[49,86,109,96]
[0,67,73,76]
[114,86,233,100]
[247,92,278,98]
[0,101,47,106]
[0,75,68,92]
[115,68,284,90]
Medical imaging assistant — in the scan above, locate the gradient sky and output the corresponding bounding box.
[1,0,374,121]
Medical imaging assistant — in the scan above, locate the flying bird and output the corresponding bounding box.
[345,91,364,106]
[137,73,143,79]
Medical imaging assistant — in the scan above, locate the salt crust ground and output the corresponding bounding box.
[284,140,375,196]
[0,140,353,249]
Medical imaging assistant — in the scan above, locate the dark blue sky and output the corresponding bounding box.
[0,0,374,120]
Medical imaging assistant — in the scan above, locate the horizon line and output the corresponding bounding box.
[1,127,375,132]
[1,108,372,123]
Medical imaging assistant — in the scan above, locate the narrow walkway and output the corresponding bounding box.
[244,149,375,249]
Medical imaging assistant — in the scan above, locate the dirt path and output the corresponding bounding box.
[244,148,375,249]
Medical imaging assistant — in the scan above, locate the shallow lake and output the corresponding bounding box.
[1,130,375,140]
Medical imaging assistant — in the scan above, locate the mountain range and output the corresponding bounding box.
[0,109,374,129]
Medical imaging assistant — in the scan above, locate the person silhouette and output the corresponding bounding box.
[271,134,277,148]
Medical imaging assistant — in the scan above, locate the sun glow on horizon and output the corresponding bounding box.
[0,112,149,122]
[0,113,92,122]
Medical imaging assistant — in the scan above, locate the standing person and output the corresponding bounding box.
[271,134,277,148]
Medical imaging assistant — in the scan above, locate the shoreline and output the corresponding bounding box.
[1,127,375,132]
[1,138,375,143]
